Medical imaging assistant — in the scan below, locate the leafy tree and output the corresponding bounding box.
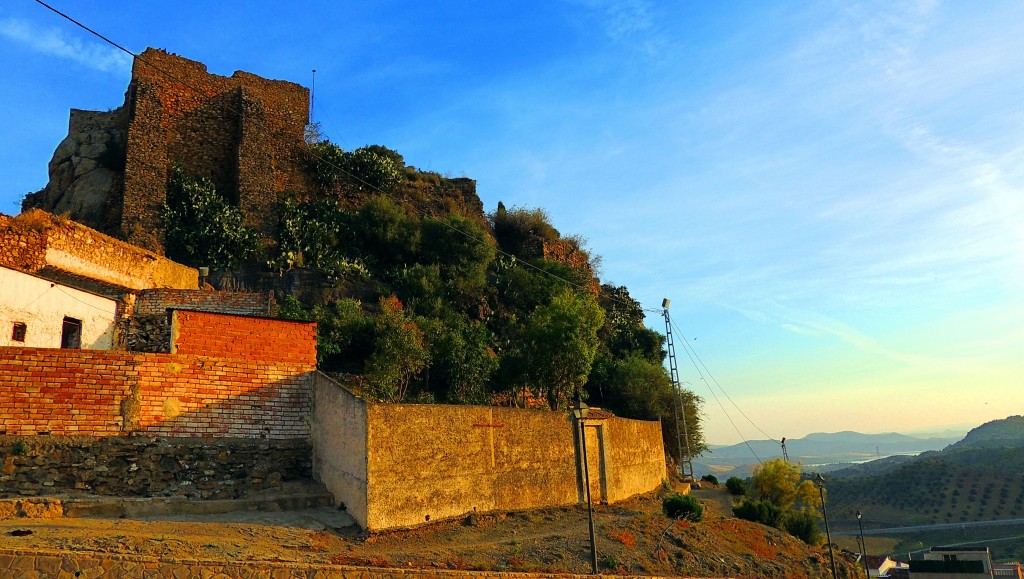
[365,296,428,401]
[750,459,821,512]
[419,315,497,404]
[701,474,720,485]
[309,298,374,371]
[726,476,748,496]
[520,289,604,409]
[420,214,496,304]
[307,140,348,189]
[161,166,258,269]
[354,196,420,270]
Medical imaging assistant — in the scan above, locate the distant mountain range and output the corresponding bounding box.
[696,429,963,479]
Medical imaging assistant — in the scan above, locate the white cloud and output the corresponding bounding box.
[0,17,131,75]
[566,0,664,55]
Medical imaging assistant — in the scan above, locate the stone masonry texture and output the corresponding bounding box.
[0,210,197,291]
[25,48,310,251]
[0,436,310,499]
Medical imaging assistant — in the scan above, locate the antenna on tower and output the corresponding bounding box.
[662,298,695,483]
[310,69,317,123]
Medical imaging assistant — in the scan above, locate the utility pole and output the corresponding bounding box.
[662,298,694,482]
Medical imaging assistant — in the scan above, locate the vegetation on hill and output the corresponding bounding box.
[825,416,1024,528]
[160,137,706,459]
[732,458,823,545]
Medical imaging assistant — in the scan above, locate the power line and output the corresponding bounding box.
[672,317,781,444]
[667,317,763,465]
[33,0,650,317]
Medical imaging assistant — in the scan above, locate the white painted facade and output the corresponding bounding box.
[0,266,117,349]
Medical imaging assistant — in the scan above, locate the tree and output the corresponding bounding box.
[365,296,428,401]
[521,289,604,409]
[419,214,496,305]
[750,459,819,512]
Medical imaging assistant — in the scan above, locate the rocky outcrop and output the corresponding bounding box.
[23,107,127,233]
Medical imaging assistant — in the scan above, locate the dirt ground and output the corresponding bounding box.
[0,484,863,578]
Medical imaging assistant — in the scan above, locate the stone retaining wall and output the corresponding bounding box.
[0,436,310,500]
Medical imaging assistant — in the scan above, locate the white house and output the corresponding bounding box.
[0,265,118,349]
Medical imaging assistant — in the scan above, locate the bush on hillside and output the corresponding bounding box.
[783,510,821,545]
[733,498,784,528]
[726,476,748,496]
[663,493,704,522]
[701,474,720,485]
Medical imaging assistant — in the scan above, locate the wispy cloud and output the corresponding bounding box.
[0,17,131,74]
[566,0,664,55]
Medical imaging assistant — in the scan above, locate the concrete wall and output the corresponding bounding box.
[310,392,666,531]
[0,266,117,349]
[312,374,369,528]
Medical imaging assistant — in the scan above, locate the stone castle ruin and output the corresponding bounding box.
[24,48,311,252]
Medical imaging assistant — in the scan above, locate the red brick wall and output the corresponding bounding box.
[0,347,310,439]
[170,310,316,367]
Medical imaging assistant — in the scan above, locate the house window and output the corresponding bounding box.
[60,317,82,349]
[11,322,27,342]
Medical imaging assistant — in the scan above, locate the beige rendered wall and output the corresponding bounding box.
[311,374,369,528]
[363,404,665,531]
[0,266,117,349]
[603,417,667,502]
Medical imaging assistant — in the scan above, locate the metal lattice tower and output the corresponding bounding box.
[662,299,695,482]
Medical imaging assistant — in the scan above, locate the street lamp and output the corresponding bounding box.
[571,393,599,574]
[816,473,838,579]
[856,510,869,579]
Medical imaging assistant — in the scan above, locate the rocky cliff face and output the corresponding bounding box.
[23,107,127,233]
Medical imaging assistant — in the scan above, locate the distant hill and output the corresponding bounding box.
[945,415,1024,451]
[695,430,959,480]
[826,415,1024,529]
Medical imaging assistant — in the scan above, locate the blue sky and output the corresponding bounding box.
[2,1,1022,444]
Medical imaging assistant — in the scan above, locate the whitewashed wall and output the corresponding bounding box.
[0,266,117,349]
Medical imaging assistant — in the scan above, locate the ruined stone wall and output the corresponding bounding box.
[135,288,276,317]
[0,215,45,272]
[122,48,310,248]
[0,347,312,439]
[0,436,310,499]
[169,309,316,367]
[0,210,197,290]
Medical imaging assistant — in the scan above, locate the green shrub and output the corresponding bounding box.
[161,166,258,269]
[732,498,783,528]
[342,147,403,193]
[782,510,821,545]
[701,474,720,485]
[663,493,704,522]
[726,476,748,496]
